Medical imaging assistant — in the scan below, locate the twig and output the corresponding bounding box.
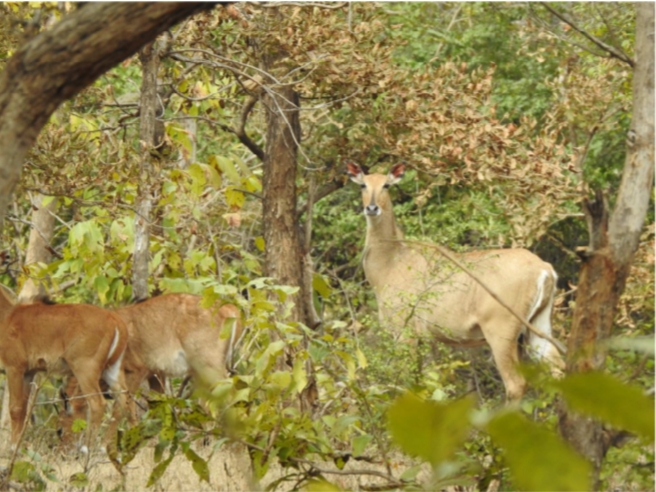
[541,4,635,67]
[5,379,42,484]
[235,95,264,161]
[232,188,263,201]
[241,439,398,485]
[297,179,344,220]
[400,239,567,355]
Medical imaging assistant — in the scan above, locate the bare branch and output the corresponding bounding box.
[297,178,344,220]
[163,114,265,161]
[235,95,265,161]
[541,3,635,68]
[401,239,568,355]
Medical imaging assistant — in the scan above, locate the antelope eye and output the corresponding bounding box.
[360,184,366,189]
[383,184,390,189]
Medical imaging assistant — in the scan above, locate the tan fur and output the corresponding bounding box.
[117,293,243,398]
[62,293,242,428]
[0,290,129,447]
[347,162,563,401]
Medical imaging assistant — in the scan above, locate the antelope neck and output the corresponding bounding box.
[364,208,403,253]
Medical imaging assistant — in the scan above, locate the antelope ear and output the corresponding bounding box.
[346,162,365,185]
[386,163,406,186]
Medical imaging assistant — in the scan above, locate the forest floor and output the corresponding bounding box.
[0,433,431,491]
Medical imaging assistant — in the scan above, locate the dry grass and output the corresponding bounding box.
[0,423,429,491]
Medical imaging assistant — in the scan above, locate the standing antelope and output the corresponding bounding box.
[116,293,243,397]
[0,288,129,449]
[61,293,242,430]
[346,162,563,401]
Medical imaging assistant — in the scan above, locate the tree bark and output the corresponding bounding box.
[262,81,306,324]
[132,40,161,301]
[261,69,320,408]
[18,193,57,301]
[0,2,215,225]
[558,3,655,487]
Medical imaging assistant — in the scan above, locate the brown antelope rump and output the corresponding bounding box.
[61,293,243,429]
[346,162,564,401]
[0,288,129,449]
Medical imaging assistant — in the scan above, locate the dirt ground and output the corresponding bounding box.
[0,425,428,491]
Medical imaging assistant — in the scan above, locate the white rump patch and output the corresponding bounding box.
[102,328,124,387]
[526,270,556,360]
[106,327,120,361]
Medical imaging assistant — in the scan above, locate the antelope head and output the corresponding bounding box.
[346,162,406,218]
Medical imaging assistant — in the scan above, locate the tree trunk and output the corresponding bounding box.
[18,193,57,301]
[132,40,161,301]
[558,3,655,487]
[262,81,305,323]
[261,74,320,407]
[0,2,214,225]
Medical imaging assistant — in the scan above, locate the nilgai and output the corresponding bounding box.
[60,293,242,433]
[0,288,128,450]
[347,162,563,400]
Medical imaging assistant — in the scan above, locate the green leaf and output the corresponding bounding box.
[292,358,307,394]
[399,465,422,481]
[225,187,245,209]
[271,370,292,391]
[213,155,241,184]
[555,371,655,443]
[185,447,210,483]
[71,418,87,433]
[336,351,356,380]
[147,455,174,487]
[352,434,373,457]
[94,275,110,303]
[69,220,104,254]
[162,180,177,196]
[487,411,591,492]
[312,273,332,298]
[166,124,193,154]
[388,393,474,465]
[334,414,359,435]
[355,348,368,369]
[68,471,89,489]
[305,478,343,491]
[245,174,262,193]
[255,340,285,377]
[41,195,56,207]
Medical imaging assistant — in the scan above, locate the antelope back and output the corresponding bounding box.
[116,293,242,385]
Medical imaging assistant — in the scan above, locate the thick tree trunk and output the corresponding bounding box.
[132,41,161,301]
[262,82,306,323]
[559,3,655,487]
[0,2,214,225]
[261,74,320,408]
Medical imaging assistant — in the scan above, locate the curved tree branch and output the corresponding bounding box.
[0,2,217,223]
